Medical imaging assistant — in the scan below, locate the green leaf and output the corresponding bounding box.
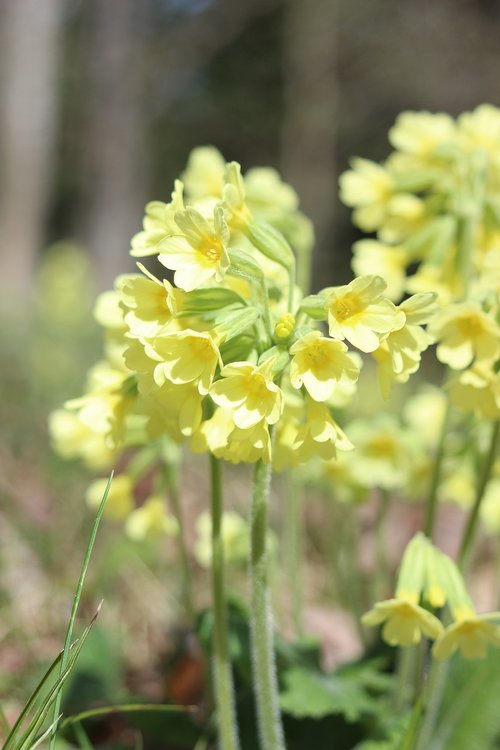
[280,661,392,723]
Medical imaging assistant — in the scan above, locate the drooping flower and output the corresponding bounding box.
[323,275,405,352]
[362,595,444,647]
[428,301,500,370]
[158,205,230,291]
[148,329,222,395]
[339,158,394,232]
[293,398,353,463]
[210,360,283,429]
[433,608,500,661]
[289,330,359,402]
[125,496,178,541]
[130,180,184,257]
[117,267,182,338]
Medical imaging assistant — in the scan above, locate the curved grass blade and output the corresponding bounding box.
[48,472,113,750]
[61,702,196,728]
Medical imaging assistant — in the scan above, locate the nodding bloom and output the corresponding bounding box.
[339,158,394,232]
[125,497,179,541]
[148,329,222,395]
[131,180,184,257]
[158,205,230,291]
[293,398,354,463]
[433,608,500,661]
[117,269,181,338]
[210,360,283,429]
[362,594,444,647]
[323,275,405,352]
[428,301,500,370]
[289,330,359,402]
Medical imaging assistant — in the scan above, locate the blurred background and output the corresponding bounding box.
[1,0,500,737]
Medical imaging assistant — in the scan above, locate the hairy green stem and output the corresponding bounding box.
[164,461,195,621]
[423,400,452,539]
[458,420,499,571]
[414,660,448,750]
[210,455,241,750]
[374,489,391,602]
[250,457,286,750]
[285,473,304,638]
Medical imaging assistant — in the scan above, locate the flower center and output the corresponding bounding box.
[331,293,361,321]
[457,313,485,339]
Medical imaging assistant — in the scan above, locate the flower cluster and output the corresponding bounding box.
[340,106,500,419]
[50,147,436,515]
[363,533,500,660]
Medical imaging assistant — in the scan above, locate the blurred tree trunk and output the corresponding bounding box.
[79,0,150,289]
[0,0,63,311]
[281,0,339,292]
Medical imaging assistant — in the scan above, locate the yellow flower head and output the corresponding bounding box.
[130,180,184,257]
[158,205,230,291]
[389,111,456,158]
[48,408,116,470]
[289,330,359,402]
[433,608,500,661]
[448,363,500,420]
[182,146,225,200]
[218,420,272,464]
[125,496,178,541]
[362,595,444,647]
[323,275,405,352]
[117,267,181,338]
[210,360,283,429]
[351,240,409,302]
[150,380,204,438]
[294,398,354,463]
[429,301,500,370]
[149,329,222,395]
[86,475,134,521]
[339,158,394,232]
[346,416,414,490]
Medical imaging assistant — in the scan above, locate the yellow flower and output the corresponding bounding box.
[149,329,222,395]
[403,385,447,449]
[293,398,353,463]
[130,180,184,257]
[150,381,204,438]
[125,496,178,541]
[458,104,500,157]
[182,146,225,200]
[389,111,456,158]
[194,511,248,568]
[86,475,134,521]
[210,360,283,429]
[48,408,116,470]
[346,416,415,490]
[339,158,394,232]
[362,595,444,647]
[158,205,230,291]
[289,330,359,402]
[219,420,272,464]
[428,301,500,370]
[433,608,500,661]
[351,240,408,301]
[480,478,500,534]
[449,363,500,419]
[323,275,405,352]
[117,267,182,338]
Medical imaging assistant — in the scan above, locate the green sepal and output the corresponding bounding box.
[244,219,295,269]
[179,287,247,316]
[219,334,257,364]
[228,247,264,280]
[214,306,259,342]
[299,294,327,320]
[258,346,290,376]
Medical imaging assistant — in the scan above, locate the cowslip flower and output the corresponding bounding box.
[130,180,184,257]
[323,275,405,352]
[339,158,394,232]
[117,268,182,338]
[86,475,134,521]
[351,240,408,301]
[293,398,353,462]
[362,594,444,647]
[448,363,500,419]
[125,496,178,541]
[428,301,500,370]
[210,360,283,429]
[433,607,500,661]
[182,145,225,200]
[158,205,230,291]
[388,111,456,159]
[148,329,222,395]
[289,330,359,402]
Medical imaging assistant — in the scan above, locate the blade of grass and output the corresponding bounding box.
[61,702,196,728]
[0,704,11,737]
[72,722,93,750]
[48,472,113,750]
[25,717,62,750]
[15,609,101,750]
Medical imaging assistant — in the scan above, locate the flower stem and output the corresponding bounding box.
[374,489,391,602]
[285,472,304,638]
[250,457,286,750]
[210,455,241,750]
[423,400,452,539]
[414,659,448,750]
[458,419,499,571]
[164,460,195,622]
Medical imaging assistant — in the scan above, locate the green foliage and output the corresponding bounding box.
[279,660,392,723]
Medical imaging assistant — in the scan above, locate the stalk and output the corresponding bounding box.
[250,456,286,750]
[458,420,499,571]
[423,400,452,539]
[285,472,304,638]
[210,455,241,750]
[164,460,195,621]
